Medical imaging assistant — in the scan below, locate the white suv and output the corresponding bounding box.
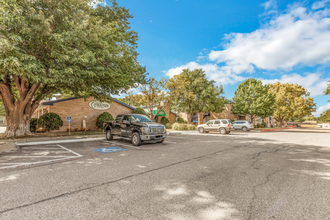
[197,119,233,134]
[232,120,254,132]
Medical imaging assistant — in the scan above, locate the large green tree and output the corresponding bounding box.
[231,78,275,124]
[325,80,330,101]
[168,69,227,117]
[318,109,330,123]
[0,0,146,137]
[269,82,316,125]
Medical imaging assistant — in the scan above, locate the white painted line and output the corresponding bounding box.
[22,148,62,150]
[4,156,77,158]
[16,137,105,146]
[57,144,82,157]
[0,163,30,165]
[106,141,140,149]
[0,156,82,170]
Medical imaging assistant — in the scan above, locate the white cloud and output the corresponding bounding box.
[312,0,330,10]
[165,61,245,85]
[209,5,330,74]
[313,103,330,116]
[260,73,329,97]
[262,0,277,10]
[90,0,107,8]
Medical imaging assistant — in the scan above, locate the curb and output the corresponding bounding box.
[16,137,105,146]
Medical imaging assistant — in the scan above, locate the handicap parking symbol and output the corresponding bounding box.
[93,147,126,153]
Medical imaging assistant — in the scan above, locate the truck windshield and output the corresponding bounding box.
[131,115,152,123]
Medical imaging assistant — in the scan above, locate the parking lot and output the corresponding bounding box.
[1,130,330,219]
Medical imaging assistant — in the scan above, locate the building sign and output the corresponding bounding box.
[88,101,110,110]
[152,110,166,116]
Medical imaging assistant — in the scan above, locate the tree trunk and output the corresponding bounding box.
[2,103,33,138]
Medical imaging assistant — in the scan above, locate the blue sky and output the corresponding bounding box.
[111,0,330,116]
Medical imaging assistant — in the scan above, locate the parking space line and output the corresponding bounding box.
[0,144,83,170]
[4,156,78,158]
[57,144,82,157]
[106,141,140,149]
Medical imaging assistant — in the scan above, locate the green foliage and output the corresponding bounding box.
[177,117,185,123]
[318,109,330,123]
[96,112,114,129]
[168,69,227,114]
[38,113,63,132]
[165,123,172,129]
[160,116,169,125]
[269,82,316,123]
[0,0,147,136]
[325,80,330,101]
[132,107,148,115]
[30,118,39,132]
[232,79,275,120]
[0,102,5,116]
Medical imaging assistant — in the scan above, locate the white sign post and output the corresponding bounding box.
[67,117,72,136]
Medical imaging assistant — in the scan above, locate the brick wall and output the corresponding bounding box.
[45,98,133,131]
[210,104,236,120]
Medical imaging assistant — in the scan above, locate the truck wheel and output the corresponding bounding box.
[157,139,165,143]
[242,126,248,132]
[219,128,226,134]
[131,132,142,146]
[106,129,113,141]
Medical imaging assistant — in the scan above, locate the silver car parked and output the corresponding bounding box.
[197,119,233,134]
[232,120,253,132]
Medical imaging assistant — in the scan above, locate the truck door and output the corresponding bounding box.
[113,115,122,135]
[121,115,130,137]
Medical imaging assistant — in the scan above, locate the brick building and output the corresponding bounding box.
[33,97,134,131]
[178,104,248,125]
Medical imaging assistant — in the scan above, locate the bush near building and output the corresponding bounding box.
[187,124,196,130]
[96,112,114,129]
[177,117,185,123]
[30,118,39,132]
[161,116,170,125]
[38,113,63,132]
[132,107,148,115]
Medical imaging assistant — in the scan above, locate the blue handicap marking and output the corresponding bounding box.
[93,147,126,153]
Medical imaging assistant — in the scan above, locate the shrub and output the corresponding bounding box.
[172,123,188,130]
[165,123,172,129]
[161,116,169,125]
[30,118,39,132]
[38,113,63,132]
[177,117,185,123]
[74,128,79,132]
[254,125,257,128]
[172,123,180,130]
[187,124,196,130]
[132,107,148,115]
[96,112,114,129]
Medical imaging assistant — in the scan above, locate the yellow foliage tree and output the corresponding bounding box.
[269,82,316,125]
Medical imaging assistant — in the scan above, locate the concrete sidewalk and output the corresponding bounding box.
[0,134,105,154]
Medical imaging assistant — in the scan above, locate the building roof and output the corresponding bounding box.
[41,97,135,110]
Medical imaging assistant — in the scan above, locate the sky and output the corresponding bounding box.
[110,0,330,116]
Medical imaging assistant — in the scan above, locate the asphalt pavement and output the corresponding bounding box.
[1,131,330,219]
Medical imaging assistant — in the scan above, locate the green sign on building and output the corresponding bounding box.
[152,110,166,116]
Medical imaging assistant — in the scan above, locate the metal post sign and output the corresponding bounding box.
[67,117,71,136]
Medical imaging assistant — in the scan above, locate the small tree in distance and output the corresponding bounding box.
[232,79,275,124]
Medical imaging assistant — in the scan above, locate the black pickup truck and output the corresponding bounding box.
[103,114,167,146]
